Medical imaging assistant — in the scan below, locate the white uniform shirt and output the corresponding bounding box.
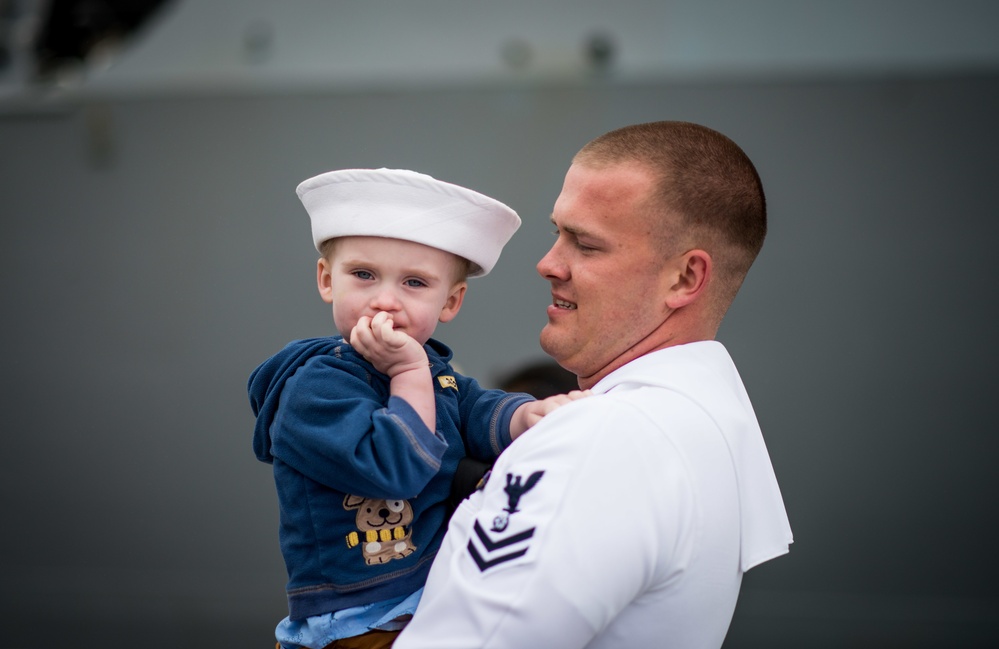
[395,341,792,649]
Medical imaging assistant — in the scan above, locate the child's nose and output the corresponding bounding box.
[370,288,402,312]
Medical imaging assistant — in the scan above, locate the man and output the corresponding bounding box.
[395,121,793,648]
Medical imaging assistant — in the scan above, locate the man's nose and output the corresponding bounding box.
[537,246,567,280]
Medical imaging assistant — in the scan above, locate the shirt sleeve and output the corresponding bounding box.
[394,398,694,648]
[454,372,534,459]
[269,354,448,498]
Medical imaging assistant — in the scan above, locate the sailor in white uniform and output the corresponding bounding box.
[395,120,793,649]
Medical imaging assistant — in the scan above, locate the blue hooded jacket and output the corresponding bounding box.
[249,336,532,620]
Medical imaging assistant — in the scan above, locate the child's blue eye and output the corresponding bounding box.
[405,279,427,288]
[353,270,374,280]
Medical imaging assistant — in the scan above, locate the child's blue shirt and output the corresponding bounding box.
[249,336,532,621]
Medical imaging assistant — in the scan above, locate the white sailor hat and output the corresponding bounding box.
[296,168,522,277]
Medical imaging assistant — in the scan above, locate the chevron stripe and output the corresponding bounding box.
[466,520,537,572]
[467,539,529,571]
[473,520,535,550]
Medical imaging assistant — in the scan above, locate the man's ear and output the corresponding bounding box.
[438,282,467,323]
[664,249,711,309]
[316,257,334,304]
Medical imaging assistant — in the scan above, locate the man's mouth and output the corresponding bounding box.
[553,298,577,310]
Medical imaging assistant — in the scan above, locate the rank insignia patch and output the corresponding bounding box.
[468,521,534,571]
[466,470,545,573]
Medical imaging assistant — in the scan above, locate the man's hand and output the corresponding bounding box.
[350,311,428,378]
[510,390,591,439]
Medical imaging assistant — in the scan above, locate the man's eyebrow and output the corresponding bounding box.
[549,214,575,232]
[550,214,598,239]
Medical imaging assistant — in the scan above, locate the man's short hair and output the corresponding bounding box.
[575,121,767,293]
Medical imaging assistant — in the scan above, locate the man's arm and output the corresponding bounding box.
[395,400,679,648]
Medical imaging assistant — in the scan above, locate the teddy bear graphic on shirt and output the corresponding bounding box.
[344,494,417,565]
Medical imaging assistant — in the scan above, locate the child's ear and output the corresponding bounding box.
[438,282,467,323]
[316,257,334,304]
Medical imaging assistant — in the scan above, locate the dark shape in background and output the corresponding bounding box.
[31,0,172,81]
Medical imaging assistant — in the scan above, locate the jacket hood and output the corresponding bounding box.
[249,337,344,463]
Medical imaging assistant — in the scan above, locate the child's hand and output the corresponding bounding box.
[511,390,591,439]
[350,311,428,378]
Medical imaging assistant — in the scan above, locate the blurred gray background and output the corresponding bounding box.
[2,1,998,647]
